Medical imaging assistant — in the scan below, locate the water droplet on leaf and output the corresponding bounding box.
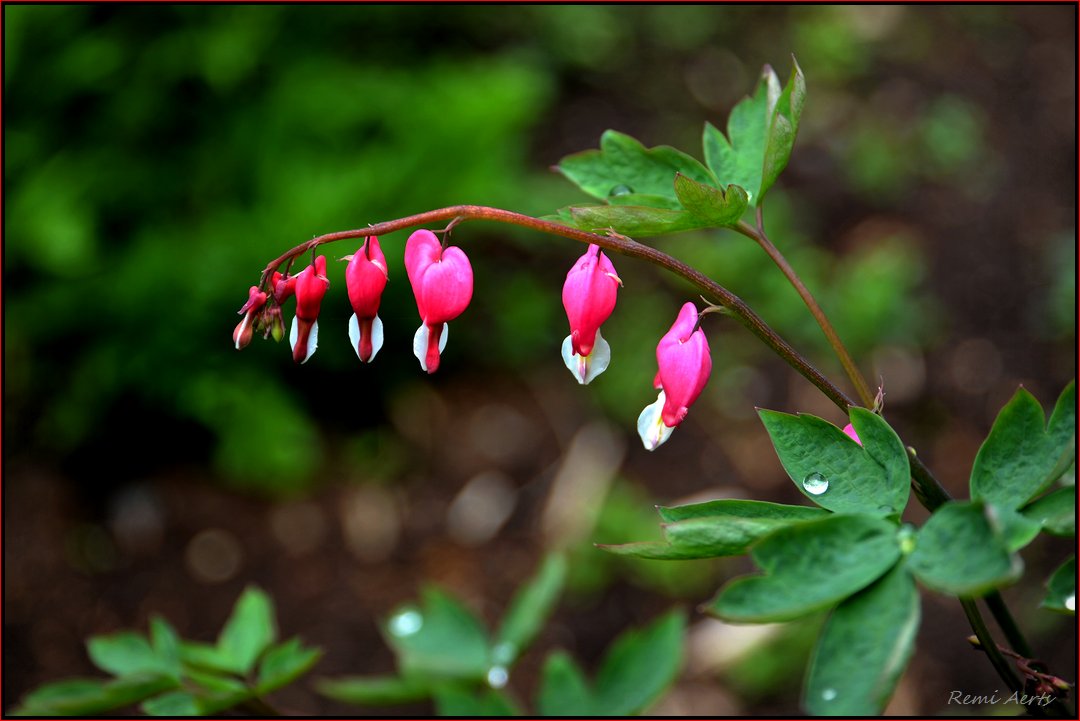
[821,688,837,701]
[487,665,509,688]
[802,472,829,495]
[608,184,633,197]
[1066,594,1075,612]
[388,608,423,637]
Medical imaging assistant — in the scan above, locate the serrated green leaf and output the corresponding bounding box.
[907,501,1022,596]
[142,690,201,716]
[1041,556,1075,615]
[432,684,521,716]
[594,610,685,715]
[1022,486,1076,536]
[216,586,277,674]
[557,130,714,204]
[87,632,165,677]
[255,637,322,694]
[758,409,908,516]
[708,515,901,623]
[804,565,919,715]
[493,553,566,667]
[607,192,683,210]
[673,173,749,226]
[971,384,1077,510]
[536,652,594,715]
[760,58,806,201]
[385,588,490,680]
[564,204,704,237]
[316,675,431,707]
[14,675,177,716]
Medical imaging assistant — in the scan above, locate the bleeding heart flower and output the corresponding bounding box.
[405,229,473,373]
[272,271,297,305]
[289,255,329,364]
[637,302,712,450]
[233,286,267,350]
[842,423,862,445]
[344,236,389,363]
[561,244,621,384]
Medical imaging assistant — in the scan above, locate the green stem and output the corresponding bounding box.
[259,205,856,411]
[961,598,1024,694]
[735,215,876,408]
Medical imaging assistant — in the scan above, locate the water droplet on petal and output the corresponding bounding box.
[487,665,509,688]
[608,184,633,197]
[1066,594,1075,612]
[821,688,837,701]
[802,472,829,495]
[388,608,423,637]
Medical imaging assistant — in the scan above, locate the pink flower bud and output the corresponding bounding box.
[273,271,297,305]
[233,286,267,350]
[637,302,712,450]
[289,256,329,364]
[345,236,389,363]
[405,230,473,373]
[561,244,621,384]
[842,423,862,445]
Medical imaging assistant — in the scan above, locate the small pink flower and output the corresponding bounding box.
[405,229,473,373]
[842,423,862,445]
[289,255,329,364]
[561,244,621,384]
[345,236,389,363]
[637,302,712,450]
[272,271,297,305]
[233,286,268,350]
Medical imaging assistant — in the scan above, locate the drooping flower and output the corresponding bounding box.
[405,229,473,373]
[272,271,297,305]
[345,236,389,363]
[842,423,862,445]
[289,255,330,364]
[637,302,712,450]
[233,286,268,350]
[561,244,621,384]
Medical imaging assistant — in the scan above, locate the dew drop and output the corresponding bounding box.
[388,608,423,637]
[1066,594,1075,612]
[821,688,837,701]
[802,472,829,495]
[487,665,509,689]
[608,184,633,197]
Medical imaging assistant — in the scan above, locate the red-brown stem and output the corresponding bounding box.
[259,205,856,411]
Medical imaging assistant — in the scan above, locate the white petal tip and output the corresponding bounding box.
[561,331,611,385]
[637,391,675,451]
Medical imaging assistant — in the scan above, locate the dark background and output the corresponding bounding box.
[4,4,1075,714]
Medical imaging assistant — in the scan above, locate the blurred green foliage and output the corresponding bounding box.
[5,5,1072,498]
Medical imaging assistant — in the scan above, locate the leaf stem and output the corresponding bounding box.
[736,215,876,408]
[961,598,1024,694]
[258,205,857,411]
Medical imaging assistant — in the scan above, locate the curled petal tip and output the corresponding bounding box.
[637,391,675,451]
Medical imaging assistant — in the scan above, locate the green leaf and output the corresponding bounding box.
[708,515,901,623]
[557,130,714,204]
[14,675,177,716]
[432,685,521,716]
[142,690,201,716]
[149,617,182,678]
[760,58,806,201]
[758,409,909,516]
[1022,486,1076,536]
[564,204,704,237]
[1041,556,1075,615]
[673,173,749,227]
[992,505,1044,552]
[971,384,1076,509]
[316,675,431,707]
[804,565,920,715]
[384,588,491,680]
[536,652,594,715]
[179,641,237,675]
[602,501,826,560]
[87,632,166,677]
[256,637,323,694]
[493,553,567,667]
[593,609,685,715]
[216,585,278,674]
[907,501,1022,596]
